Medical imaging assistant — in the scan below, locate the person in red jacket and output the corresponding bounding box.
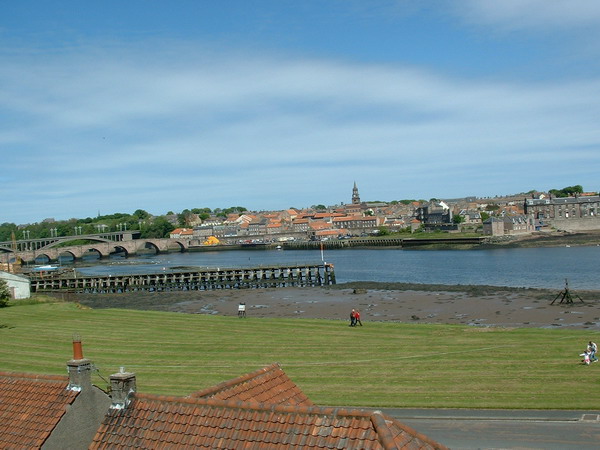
[354,310,362,326]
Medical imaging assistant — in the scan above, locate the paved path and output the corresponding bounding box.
[381,408,600,449]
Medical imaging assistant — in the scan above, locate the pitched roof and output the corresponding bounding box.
[91,395,447,449]
[0,371,78,448]
[309,220,332,231]
[189,363,312,406]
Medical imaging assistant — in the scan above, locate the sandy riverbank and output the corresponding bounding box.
[72,283,600,330]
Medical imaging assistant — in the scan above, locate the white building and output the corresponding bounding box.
[0,271,31,299]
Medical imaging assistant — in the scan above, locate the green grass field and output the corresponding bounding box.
[1,299,598,409]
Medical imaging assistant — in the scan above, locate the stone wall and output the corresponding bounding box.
[549,218,600,232]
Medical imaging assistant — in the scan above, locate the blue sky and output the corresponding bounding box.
[2,1,600,224]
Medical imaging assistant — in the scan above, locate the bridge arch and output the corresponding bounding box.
[81,247,107,259]
[57,250,77,260]
[167,240,186,252]
[141,241,161,254]
[44,237,113,249]
[34,253,53,264]
[111,245,130,257]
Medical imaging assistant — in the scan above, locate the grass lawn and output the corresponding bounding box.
[1,299,598,409]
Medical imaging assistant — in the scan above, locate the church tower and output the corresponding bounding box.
[352,182,361,205]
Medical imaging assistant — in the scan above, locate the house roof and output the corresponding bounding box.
[0,362,448,450]
[90,394,447,449]
[309,221,332,231]
[0,371,78,448]
[315,229,344,236]
[189,363,313,406]
[170,228,194,235]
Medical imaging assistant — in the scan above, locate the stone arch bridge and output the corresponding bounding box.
[0,234,198,264]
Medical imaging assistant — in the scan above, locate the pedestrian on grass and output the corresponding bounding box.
[238,302,246,318]
[588,341,597,362]
[349,309,356,327]
[354,309,363,326]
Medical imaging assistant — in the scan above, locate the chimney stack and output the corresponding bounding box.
[67,334,93,391]
[109,367,136,410]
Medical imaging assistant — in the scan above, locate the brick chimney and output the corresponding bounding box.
[109,367,136,409]
[67,334,93,391]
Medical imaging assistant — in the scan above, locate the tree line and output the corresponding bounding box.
[0,206,248,242]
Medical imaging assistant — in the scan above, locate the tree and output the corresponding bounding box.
[178,209,193,227]
[452,214,465,224]
[549,185,583,198]
[191,208,211,215]
[133,209,150,220]
[376,226,391,236]
[143,216,175,238]
[0,278,10,307]
[480,212,490,222]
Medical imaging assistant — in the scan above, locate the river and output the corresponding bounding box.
[73,246,600,290]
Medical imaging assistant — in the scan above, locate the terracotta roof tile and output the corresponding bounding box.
[90,392,447,449]
[0,371,78,448]
[2,363,447,449]
[190,363,313,407]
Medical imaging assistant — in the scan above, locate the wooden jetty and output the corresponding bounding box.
[29,263,336,293]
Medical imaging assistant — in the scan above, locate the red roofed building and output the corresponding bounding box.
[169,228,194,239]
[0,342,448,449]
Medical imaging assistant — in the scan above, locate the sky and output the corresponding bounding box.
[1,0,600,224]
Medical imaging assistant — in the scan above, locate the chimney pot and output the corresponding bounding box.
[72,335,84,360]
[66,335,93,391]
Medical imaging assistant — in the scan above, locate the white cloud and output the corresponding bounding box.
[1,43,599,222]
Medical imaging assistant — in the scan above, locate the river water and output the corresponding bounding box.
[74,246,600,290]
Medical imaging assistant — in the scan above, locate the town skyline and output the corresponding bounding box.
[2,183,589,227]
[2,2,600,224]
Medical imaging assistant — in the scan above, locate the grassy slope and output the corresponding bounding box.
[1,301,598,409]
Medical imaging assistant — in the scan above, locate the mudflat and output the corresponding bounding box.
[74,283,600,330]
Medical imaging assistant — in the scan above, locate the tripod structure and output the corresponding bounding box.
[551,279,584,305]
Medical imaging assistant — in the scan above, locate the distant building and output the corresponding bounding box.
[0,271,30,299]
[416,201,451,225]
[524,195,600,231]
[483,215,535,236]
[169,228,194,239]
[352,181,361,204]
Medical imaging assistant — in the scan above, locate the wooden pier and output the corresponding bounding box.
[29,263,336,293]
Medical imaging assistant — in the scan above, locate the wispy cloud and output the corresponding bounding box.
[454,0,600,31]
[1,41,599,222]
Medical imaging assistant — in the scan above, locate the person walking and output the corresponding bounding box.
[349,309,356,326]
[354,309,363,326]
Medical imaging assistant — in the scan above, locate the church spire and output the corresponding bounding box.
[352,182,361,205]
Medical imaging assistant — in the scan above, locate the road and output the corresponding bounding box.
[381,408,600,449]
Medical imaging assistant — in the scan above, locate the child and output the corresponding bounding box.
[580,350,591,365]
[587,341,598,362]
